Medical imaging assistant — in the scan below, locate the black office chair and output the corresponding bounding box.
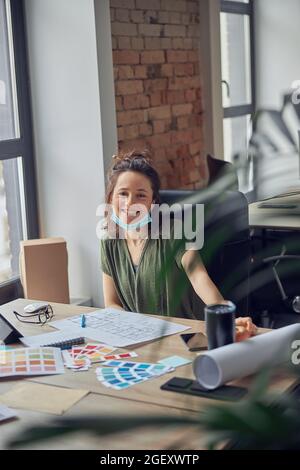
[207,154,239,191]
[159,189,250,318]
[250,239,300,328]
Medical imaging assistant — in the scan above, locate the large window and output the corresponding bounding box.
[220,0,255,164]
[0,0,38,304]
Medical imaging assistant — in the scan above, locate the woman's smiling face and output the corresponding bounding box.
[111,170,154,224]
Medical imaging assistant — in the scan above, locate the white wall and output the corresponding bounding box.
[25,0,117,306]
[255,0,300,109]
[94,0,118,178]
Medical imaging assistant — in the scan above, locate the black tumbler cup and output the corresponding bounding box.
[205,301,236,350]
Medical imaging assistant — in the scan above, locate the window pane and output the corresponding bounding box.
[0,157,27,283]
[0,0,20,141]
[223,114,252,162]
[223,115,252,192]
[221,12,252,107]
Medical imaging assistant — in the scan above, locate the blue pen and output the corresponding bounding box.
[81,314,86,328]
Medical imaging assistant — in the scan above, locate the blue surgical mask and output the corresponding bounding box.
[111,207,152,231]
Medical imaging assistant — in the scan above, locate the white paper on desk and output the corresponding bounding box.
[0,405,17,422]
[193,324,300,390]
[50,308,190,347]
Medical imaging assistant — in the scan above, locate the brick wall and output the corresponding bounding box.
[110,0,208,189]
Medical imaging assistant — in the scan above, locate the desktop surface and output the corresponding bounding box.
[0,299,298,450]
[249,190,300,230]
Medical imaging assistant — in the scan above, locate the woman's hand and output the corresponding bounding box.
[235,316,258,342]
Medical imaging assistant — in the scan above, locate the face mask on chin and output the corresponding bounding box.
[111,207,152,232]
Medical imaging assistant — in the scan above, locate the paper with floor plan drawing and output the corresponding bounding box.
[50,308,190,347]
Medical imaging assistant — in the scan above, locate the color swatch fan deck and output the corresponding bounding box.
[0,347,65,377]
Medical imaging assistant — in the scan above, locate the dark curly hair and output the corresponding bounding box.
[105,149,161,204]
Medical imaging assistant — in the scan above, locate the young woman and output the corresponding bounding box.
[100,150,256,341]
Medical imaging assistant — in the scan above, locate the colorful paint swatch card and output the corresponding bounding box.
[63,346,138,371]
[158,355,192,368]
[72,343,116,361]
[99,352,138,361]
[96,361,174,390]
[71,342,140,364]
[82,350,138,364]
[0,347,65,377]
[62,350,91,372]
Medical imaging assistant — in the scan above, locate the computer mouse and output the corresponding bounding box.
[24,302,49,313]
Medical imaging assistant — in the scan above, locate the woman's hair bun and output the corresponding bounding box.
[111,149,153,167]
[106,147,161,205]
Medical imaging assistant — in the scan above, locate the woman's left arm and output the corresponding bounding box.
[181,249,257,339]
[181,249,224,305]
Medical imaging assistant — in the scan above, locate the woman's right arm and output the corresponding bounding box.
[102,272,124,310]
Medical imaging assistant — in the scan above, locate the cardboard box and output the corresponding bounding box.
[20,237,70,304]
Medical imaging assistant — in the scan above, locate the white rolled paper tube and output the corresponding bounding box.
[193,324,300,390]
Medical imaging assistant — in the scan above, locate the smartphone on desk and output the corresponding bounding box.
[180,332,208,351]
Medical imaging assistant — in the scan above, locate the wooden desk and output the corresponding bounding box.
[249,192,300,230]
[0,299,298,450]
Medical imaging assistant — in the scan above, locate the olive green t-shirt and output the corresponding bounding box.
[99,222,205,320]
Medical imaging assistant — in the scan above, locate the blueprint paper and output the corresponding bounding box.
[50,308,190,347]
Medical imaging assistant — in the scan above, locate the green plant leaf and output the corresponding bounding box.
[7,415,199,449]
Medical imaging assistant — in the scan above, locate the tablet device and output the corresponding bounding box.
[0,314,23,344]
